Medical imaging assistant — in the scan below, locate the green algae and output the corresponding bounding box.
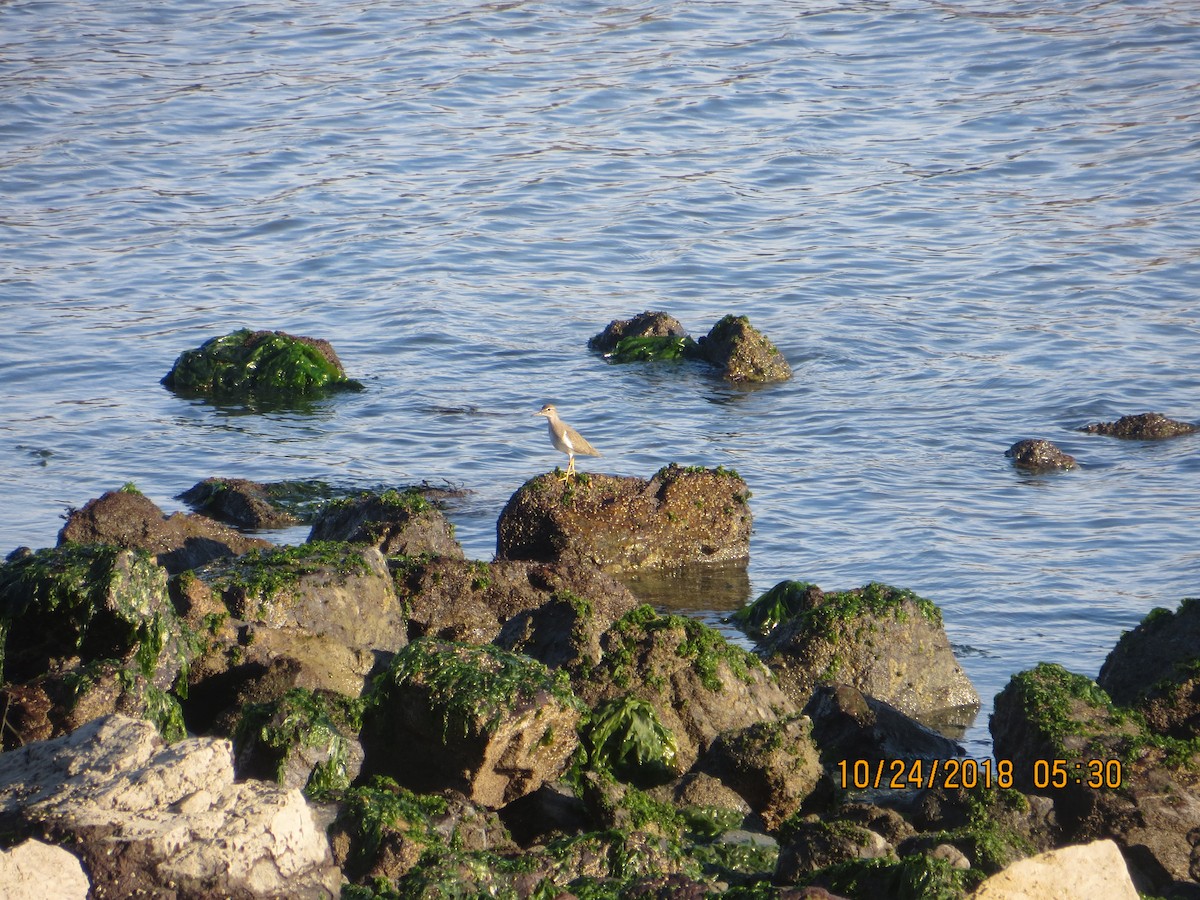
[732,580,818,637]
[607,334,699,363]
[161,328,363,398]
[206,540,370,607]
[372,639,579,740]
[581,694,680,786]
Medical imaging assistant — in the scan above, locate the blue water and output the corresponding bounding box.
[3,0,1199,756]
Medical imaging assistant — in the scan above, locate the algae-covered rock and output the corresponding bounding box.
[57,487,272,574]
[1097,597,1200,739]
[588,310,692,354]
[756,582,979,721]
[695,314,792,383]
[576,605,798,772]
[161,328,363,398]
[991,662,1200,890]
[328,776,517,885]
[233,687,365,797]
[361,639,582,807]
[190,542,405,697]
[310,487,464,558]
[1080,411,1197,439]
[581,695,681,787]
[496,464,752,573]
[732,580,822,638]
[0,544,190,693]
[1005,439,1077,473]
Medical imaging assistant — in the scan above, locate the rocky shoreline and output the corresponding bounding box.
[0,468,1196,900]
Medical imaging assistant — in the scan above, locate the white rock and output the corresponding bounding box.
[0,839,90,899]
[971,839,1138,900]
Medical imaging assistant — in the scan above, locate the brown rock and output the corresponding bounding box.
[1005,438,1077,472]
[1080,412,1197,439]
[588,310,691,353]
[695,314,792,382]
[496,464,752,573]
[58,489,271,574]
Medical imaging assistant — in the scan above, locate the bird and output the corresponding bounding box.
[534,403,601,479]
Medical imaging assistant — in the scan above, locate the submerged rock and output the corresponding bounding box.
[57,487,272,574]
[496,464,752,573]
[756,582,980,721]
[1005,438,1077,472]
[161,327,363,398]
[177,477,304,529]
[0,714,341,899]
[588,310,693,355]
[695,314,793,383]
[1080,411,1197,439]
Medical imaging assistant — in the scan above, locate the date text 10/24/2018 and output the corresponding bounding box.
[836,758,1124,792]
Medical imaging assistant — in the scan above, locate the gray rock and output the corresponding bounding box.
[0,714,341,898]
[1080,412,1197,439]
[309,489,464,558]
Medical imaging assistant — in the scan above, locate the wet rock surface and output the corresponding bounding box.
[1005,438,1078,472]
[308,487,465,558]
[695,313,793,382]
[1080,411,1197,439]
[177,477,303,529]
[588,310,692,353]
[496,464,752,572]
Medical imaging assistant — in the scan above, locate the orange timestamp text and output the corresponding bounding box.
[836,757,1123,791]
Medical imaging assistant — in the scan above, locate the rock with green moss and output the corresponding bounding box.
[575,606,799,772]
[1097,596,1200,739]
[588,311,692,354]
[328,776,517,886]
[309,488,464,558]
[756,582,979,722]
[190,542,405,697]
[496,464,752,573]
[991,662,1200,889]
[0,544,195,746]
[581,695,681,786]
[233,687,365,797]
[161,328,363,399]
[361,639,582,808]
[733,580,822,638]
[800,852,977,900]
[696,716,822,830]
[57,488,272,574]
[774,815,896,883]
[695,314,792,383]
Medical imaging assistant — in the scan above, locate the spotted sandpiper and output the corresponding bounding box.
[534,403,601,479]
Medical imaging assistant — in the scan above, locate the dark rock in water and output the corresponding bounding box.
[360,639,581,808]
[695,314,792,383]
[756,582,979,720]
[588,310,691,353]
[803,683,965,766]
[496,464,752,573]
[1098,597,1200,740]
[1005,439,1077,472]
[0,714,341,898]
[309,487,464,558]
[574,605,800,772]
[696,715,823,830]
[177,477,301,529]
[57,487,272,574]
[161,327,364,398]
[1080,411,1198,439]
[991,662,1200,891]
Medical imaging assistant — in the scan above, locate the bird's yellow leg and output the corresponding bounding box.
[563,455,577,480]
